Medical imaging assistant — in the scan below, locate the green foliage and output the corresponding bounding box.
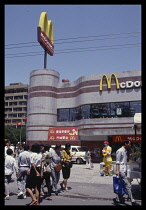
[5,125,26,145]
[130,143,141,162]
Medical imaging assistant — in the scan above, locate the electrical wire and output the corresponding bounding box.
[5,43,141,56]
[5,44,141,58]
[5,31,140,46]
[5,34,140,49]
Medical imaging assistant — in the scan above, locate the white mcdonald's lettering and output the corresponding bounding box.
[119,81,141,89]
[41,32,53,50]
[127,136,141,141]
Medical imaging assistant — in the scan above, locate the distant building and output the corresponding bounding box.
[5,82,28,127]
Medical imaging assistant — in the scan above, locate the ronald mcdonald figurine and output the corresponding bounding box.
[102,141,113,176]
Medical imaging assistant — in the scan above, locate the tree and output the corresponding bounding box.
[130,143,141,162]
[5,125,26,145]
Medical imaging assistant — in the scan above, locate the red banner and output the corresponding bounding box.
[48,128,78,141]
[16,122,22,126]
[113,135,142,143]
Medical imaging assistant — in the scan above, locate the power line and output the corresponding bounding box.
[5,44,141,58]
[5,43,141,56]
[5,35,140,49]
[5,31,140,46]
[5,32,140,50]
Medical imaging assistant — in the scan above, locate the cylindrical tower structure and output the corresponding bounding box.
[26,69,60,146]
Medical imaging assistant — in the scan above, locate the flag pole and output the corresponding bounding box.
[20,124,22,144]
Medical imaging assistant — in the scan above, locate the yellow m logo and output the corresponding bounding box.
[99,73,120,91]
[38,12,54,45]
[115,136,123,142]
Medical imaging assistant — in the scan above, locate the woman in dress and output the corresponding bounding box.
[26,144,42,205]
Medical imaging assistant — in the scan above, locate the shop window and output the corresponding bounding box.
[81,105,91,119]
[91,103,110,118]
[129,101,141,117]
[70,108,77,121]
[110,102,130,117]
[57,109,69,121]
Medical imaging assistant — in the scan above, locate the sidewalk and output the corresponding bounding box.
[8,163,141,205]
[59,163,141,201]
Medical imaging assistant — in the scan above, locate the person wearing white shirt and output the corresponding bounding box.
[113,139,140,206]
[26,144,42,206]
[17,144,31,199]
[5,149,18,200]
[5,140,14,158]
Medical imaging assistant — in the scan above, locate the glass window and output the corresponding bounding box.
[13,107,22,112]
[5,96,13,100]
[19,101,27,105]
[8,114,17,118]
[81,105,90,119]
[14,95,23,100]
[70,108,77,121]
[5,102,8,106]
[57,109,69,121]
[9,102,17,106]
[110,102,130,117]
[72,148,78,152]
[91,103,110,118]
[24,95,28,99]
[18,113,26,117]
[129,101,141,117]
[5,119,11,124]
[5,108,12,112]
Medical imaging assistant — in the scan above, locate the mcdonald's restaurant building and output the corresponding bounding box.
[27,69,141,162]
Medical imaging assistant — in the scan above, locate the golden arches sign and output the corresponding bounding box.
[99,73,120,91]
[38,12,54,56]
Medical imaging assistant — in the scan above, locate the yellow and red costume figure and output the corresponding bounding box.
[102,141,112,175]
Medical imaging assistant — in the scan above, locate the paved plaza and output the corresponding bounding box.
[5,163,141,206]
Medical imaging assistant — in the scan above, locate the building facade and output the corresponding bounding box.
[26,69,141,162]
[5,82,28,127]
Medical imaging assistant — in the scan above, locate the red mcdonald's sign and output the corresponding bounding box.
[48,128,78,141]
[113,135,142,143]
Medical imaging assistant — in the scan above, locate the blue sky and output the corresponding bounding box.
[5,4,141,86]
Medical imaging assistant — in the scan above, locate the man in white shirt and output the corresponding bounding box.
[5,149,18,200]
[5,140,14,158]
[17,144,31,199]
[113,139,140,206]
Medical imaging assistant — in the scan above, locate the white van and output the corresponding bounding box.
[70,146,86,164]
[50,145,86,164]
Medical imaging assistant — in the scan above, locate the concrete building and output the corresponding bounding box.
[26,69,141,162]
[5,82,28,127]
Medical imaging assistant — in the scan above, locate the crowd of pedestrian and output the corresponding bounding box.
[4,139,140,206]
[4,140,73,206]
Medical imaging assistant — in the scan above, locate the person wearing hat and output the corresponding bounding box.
[102,141,112,175]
